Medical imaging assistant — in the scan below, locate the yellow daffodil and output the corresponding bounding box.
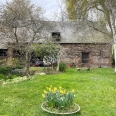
[60,90,64,94]
[54,87,57,92]
[49,88,51,91]
[44,90,47,93]
[72,89,75,93]
[42,86,75,109]
[42,94,45,98]
[63,90,66,94]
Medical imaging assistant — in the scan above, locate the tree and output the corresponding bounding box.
[64,0,78,21]
[64,0,116,71]
[0,0,52,78]
[35,41,61,72]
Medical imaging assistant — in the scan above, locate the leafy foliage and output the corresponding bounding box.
[35,43,61,59]
[35,42,61,71]
[0,74,5,80]
[64,0,89,21]
[59,62,67,72]
[0,66,13,80]
[65,0,78,21]
[0,65,12,75]
[0,59,7,65]
[42,85,75,109]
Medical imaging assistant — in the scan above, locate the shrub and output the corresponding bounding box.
[0,74,5,80]
[0,66,12,75]
[0,72,14,81]
[59,62,67,72]
[14,65,23,69]
[0,59,7,65]
[0,66,13,80]
[42,85,75,110]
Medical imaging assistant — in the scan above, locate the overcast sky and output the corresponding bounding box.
[0,0,62,20]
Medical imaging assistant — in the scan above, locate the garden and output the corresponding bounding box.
[0,67,116,116]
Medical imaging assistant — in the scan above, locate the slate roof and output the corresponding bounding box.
[48,21,112,44]
[0,21,112,49]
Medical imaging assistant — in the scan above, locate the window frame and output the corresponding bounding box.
[82,52,89,63]
[0,49,7,56]
[52,32,61,41]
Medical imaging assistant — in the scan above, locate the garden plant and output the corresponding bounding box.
[41,85,80,114]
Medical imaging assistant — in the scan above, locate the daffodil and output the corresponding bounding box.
[49,88,51,91]
[60,89,64,94]
[42,94,45,98]
[63,90,66,94]
[72,89,75,93]
[42,86,75,109]
[44,90,47,93]
[54,87,57,92]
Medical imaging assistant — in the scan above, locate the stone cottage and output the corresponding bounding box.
[0,21,112,67]
[49,21,112,68]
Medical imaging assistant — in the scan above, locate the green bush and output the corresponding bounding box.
[0,74,5,80]
[59,62,67,72]
[0,66,21,81]
[0,73,14,81]
[14,65,23,69]
[0,65,12,76]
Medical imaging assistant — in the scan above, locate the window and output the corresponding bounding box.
[0,49,7,56]
[52,32,61,41]
[82,52,89,63]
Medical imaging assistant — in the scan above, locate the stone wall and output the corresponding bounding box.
[60,43,112,68]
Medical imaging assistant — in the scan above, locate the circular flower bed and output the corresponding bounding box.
[41,85,80,115]
[41,102,80,115]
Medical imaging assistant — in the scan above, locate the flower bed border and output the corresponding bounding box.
[41,102,80,115]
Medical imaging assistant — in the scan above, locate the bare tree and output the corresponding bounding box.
[0,0,52,78]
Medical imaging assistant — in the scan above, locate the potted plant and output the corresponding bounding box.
[41,85,80,115]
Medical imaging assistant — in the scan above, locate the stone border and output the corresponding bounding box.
[41,102,80,115]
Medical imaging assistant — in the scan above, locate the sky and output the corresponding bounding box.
[0,0,62,20]
[33,0,62,20]
[32,0,60,17]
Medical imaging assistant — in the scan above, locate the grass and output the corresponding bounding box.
[0,68,116,116]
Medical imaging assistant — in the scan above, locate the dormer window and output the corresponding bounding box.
[52,32,61,41]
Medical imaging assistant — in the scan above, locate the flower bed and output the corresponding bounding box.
[41,85,80,114]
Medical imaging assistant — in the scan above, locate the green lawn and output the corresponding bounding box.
[0,68,116,116]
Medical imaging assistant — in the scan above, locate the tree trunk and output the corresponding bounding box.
[114,34,116,72]
[56,56,60,71]
[7,46,13,66]
[25,51,30,78]
[109,9,116,72]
